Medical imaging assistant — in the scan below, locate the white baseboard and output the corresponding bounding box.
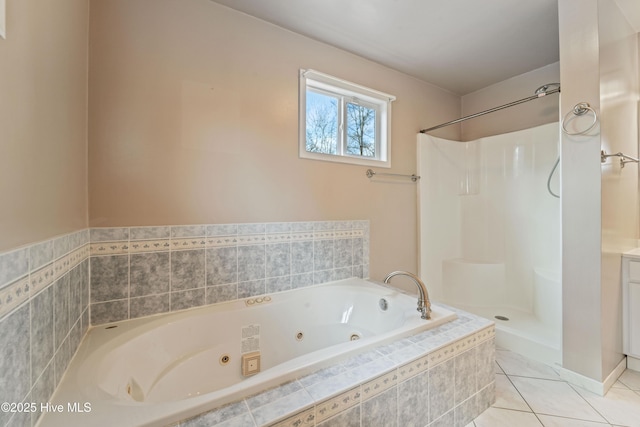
[556,356,626,396]
[627,355,640,372]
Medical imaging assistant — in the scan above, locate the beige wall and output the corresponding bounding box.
[559,0,638,383]
[461,62,560,141]
[598,0,638,380]
[559,0,604,383]
[88,0,460,282]
[0,0,89,253]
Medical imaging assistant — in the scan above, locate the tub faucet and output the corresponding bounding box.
[383,271,432,320]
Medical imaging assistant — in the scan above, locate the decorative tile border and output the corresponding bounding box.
[265,233,293,244]
[361,369,397,402]
[171,237,207,251]
[0,276,30,320]
[236,234,267,246]
[290,232,315,242]
[53,253,71,282]
[0,229,91,427]
[89,220,370,325]
[207,235,241,248]
[0,233,90,321]
[90,241,129,256]
[30,263,56,297]
[315,387,361,424]
[271,408,315,427]
[397,353,429,382]
[89,222,369,256]
[177,313,495,427]
[427,341,458,367]
[129,239,171,253]
[69,244,90,270]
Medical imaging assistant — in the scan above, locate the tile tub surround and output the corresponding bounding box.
[175,307,495,427]
[89,221,370,325]
[0,230,90,427]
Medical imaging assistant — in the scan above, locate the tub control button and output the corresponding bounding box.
[255,298,263,303]
[264,296,272,302]
[246,299,255,305]
[242,352,261,377]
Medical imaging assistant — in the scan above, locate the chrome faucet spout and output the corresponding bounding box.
[383,271,432,320]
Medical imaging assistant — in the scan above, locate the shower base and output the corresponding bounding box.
[448,303,561,366]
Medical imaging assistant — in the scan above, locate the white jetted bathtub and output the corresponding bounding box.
[41,278,456,427]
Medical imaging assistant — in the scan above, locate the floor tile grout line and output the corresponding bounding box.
[491,405,537,414]
[617,378,640,391]
[492,396,615,426]
[503,372,614,425]
[489,352,640,427]
[500,372,565,382]
[481,407,544,426]
[612,381,630,390]
[566,381,615,425]
[531,412,545,426]
[481,406,618,427]
[533,412,614,426]
[503,372,537,415]
[534,410,616,425]
[495,353,564,382]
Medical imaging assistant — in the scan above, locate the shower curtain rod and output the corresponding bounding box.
[419,87,561,133]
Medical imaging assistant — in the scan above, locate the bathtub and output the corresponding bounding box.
[41,278,457,427]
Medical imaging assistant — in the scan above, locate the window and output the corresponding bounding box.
[299,69,395,168]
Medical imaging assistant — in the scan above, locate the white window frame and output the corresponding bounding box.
[299,69,395,168]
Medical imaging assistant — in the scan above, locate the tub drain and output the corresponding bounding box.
[494,315,510,321]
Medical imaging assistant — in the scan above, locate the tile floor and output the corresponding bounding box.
[468,349,640,427]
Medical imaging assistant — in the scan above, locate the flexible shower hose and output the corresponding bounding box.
[547,157,560,198]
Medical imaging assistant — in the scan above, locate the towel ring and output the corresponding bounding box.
[562,102,598,135]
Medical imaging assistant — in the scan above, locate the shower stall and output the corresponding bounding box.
[417,87,562,365]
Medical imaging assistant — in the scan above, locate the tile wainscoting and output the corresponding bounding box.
[0,219,379,426]
[89,221,370,325]
[0,230,91,427]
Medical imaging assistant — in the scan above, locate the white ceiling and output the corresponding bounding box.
[211,0,640,96]
[616,0,640,33]
[210,0,560,95]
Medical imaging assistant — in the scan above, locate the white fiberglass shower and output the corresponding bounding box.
[418,122,562,365]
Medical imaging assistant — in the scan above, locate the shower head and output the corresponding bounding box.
[534,83,561,96]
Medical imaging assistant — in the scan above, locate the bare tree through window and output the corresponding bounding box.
[300,69,392,167]
[306,91,338,154]
[347,102,376,157]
